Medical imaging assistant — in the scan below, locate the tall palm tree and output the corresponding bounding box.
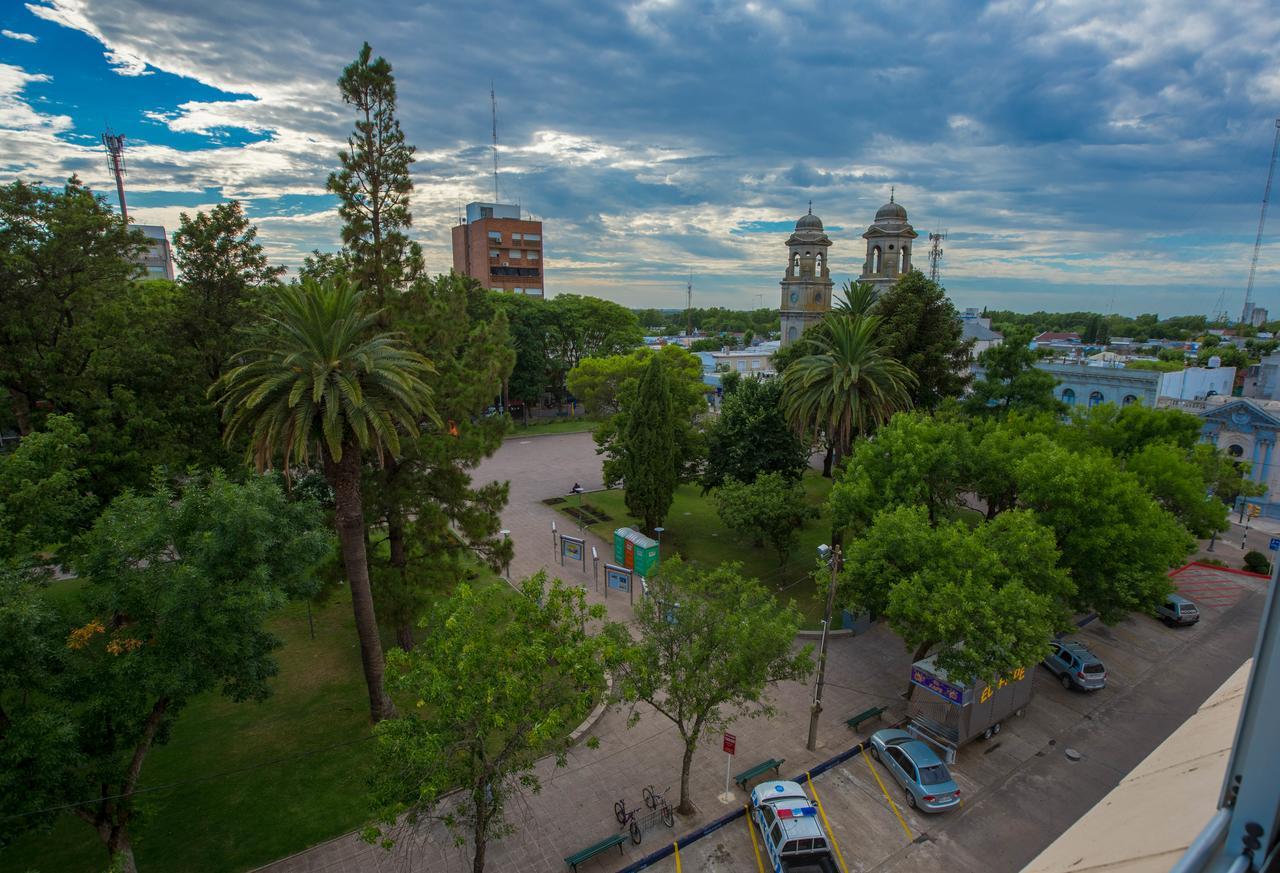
[833,280,879,318]
[212,278,437,722]
[781,314,915,468]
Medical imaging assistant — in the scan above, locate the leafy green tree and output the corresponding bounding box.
[1082,314,1109,344]
[592,345,708,487]
[328,43,422,306]
[688,337,724,353]
[0,414,94,565]
[1193,442,1267,509]
[489,292,554,417]
[964,328,1064,417]
[1065,403,1202,457]
[616,357,678,532]
[0,473,328,872]
[1127,443,1229,537]
[213,279,438,721]
[1197,344,1248,369]
[701,377,809,492]
[366,574,606,873]
[1243,550,1271,574]
[874,271,972,408]
[366,272,515,649]
[172,200,284,382]
[605,558,813,814]
[714,473,816,563]
[298,250,355,284]
[837,506,1071,693]
[719,368,743,394]
[781,315,915,466]
[0,177,147,434]
[829,412,972,531]
[1014,444,1192,621]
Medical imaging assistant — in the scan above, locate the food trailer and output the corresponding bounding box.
[906,654,1034,763]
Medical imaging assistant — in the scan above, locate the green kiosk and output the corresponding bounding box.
[613,527,660,576]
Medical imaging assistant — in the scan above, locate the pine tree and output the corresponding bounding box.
[622,357,677,532]
[327,42,421,307]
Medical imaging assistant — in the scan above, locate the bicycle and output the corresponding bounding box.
[612,799,643,844]
[642,785,675,828]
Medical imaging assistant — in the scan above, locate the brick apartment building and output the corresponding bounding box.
[451,202,544,296]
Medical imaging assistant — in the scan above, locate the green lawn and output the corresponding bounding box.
[4,570,517,873]
[555,471,835,628]
[507,416,599,437]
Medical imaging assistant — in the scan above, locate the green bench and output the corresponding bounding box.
[846,705,887,732]
[564,833,626,871]
[734,757,785,790]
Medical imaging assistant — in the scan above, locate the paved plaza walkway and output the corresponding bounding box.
[257,431,906,872]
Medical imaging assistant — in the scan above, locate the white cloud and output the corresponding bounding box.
[2,29,38,42]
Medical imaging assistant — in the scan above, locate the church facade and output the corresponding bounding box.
[777,192,920,346]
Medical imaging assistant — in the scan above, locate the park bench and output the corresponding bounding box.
[734,757,785,790]
[564,833,626,871]
[846,705,887,732]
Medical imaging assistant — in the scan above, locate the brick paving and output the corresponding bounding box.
[255,432,911,873]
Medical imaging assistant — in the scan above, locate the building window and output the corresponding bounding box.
[788,326,798,342]
[901,249,909,272]
[487,231,502,242]
[1088,390,1104,408]
[512,233,522,241]
[527,250,540,261]
[1062,388,1076,406]
[737,361,746,371]
[793,253,800,277]
[1122,394,1138,406]
[489,249,500,258]
[1229,444,1245,458]
[751,359,761,369]
[871,246,882,273]
[508,249,521,259]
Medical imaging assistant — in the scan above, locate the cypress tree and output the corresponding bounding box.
[623,357,677,532]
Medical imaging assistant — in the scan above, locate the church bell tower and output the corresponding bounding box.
[779,205,833,346]
[859,188,918,292]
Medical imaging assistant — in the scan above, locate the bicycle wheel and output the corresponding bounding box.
[643,786,656,810]
[614,800,626,825]
[629,820,642,845]
[661,804,674,828]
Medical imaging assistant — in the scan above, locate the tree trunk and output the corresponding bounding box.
[904,640,935,700]
[821,443,834,478]
[472,784,489,873]
[106,829,138,873]
[396,622,415,652]
[677,741,697,815]
[326,445,396,722]
[7,387,32,436]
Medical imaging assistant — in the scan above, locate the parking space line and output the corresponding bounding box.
[805,770,851,873]
[861,750,915,841]
[745,804,765,873]
[672,838,681,873]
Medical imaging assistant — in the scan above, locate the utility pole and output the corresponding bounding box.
[807,544,841,752]
[686,272,694,338]
[102,130,128,224]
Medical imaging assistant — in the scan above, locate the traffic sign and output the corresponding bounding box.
[723,732,736,755]
[1249,504,1261,518]
[1269,537,1280,552]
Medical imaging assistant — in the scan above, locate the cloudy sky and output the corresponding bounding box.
[3,0,1280,315]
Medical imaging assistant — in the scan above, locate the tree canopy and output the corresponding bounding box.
[873,271,973,408]
[701,377,809,492]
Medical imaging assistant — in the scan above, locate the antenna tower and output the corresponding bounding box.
[102,129,128,224]
[490,84,500,202]
[686,272,693,337]
[1242,118,1280,325]
[927,229,947,285]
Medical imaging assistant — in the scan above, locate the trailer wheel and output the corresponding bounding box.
[1015,708,1025,718]
[992,721,1002,735]
[981,727,993,741]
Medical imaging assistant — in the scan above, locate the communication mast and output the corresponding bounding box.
[927,229,947,285]
[102,129,128,224]
[1242,118,1280,325]
[490,84,500,202]
[686,272,693,338]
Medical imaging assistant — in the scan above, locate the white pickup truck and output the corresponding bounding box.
[749,780,840,873]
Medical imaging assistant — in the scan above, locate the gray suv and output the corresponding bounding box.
[1155,594,1200,627]
[1042,640,1107,691]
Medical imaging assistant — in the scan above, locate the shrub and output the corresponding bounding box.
[1243,550,1271,575]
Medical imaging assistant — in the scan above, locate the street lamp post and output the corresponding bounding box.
[654,526,665,565]
[807,544,841,752]
[571,483,584,531]
[500,529,511,580]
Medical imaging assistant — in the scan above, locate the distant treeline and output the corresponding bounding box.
[984,310,1279,343]
[633,307,780,337]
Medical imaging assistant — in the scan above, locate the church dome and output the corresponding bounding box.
[795,211,824,231]
[875,198,907,222]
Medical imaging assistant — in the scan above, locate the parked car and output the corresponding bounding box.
[867,729,962,813]
[749,780,840,872]
[1156,594,1201,627]
[1042,640,1107,691]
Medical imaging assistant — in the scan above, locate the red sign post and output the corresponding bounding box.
[721,732,737,799]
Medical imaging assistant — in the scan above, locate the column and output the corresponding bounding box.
[1252,439,1263,482]
[1261,439,1274,488]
